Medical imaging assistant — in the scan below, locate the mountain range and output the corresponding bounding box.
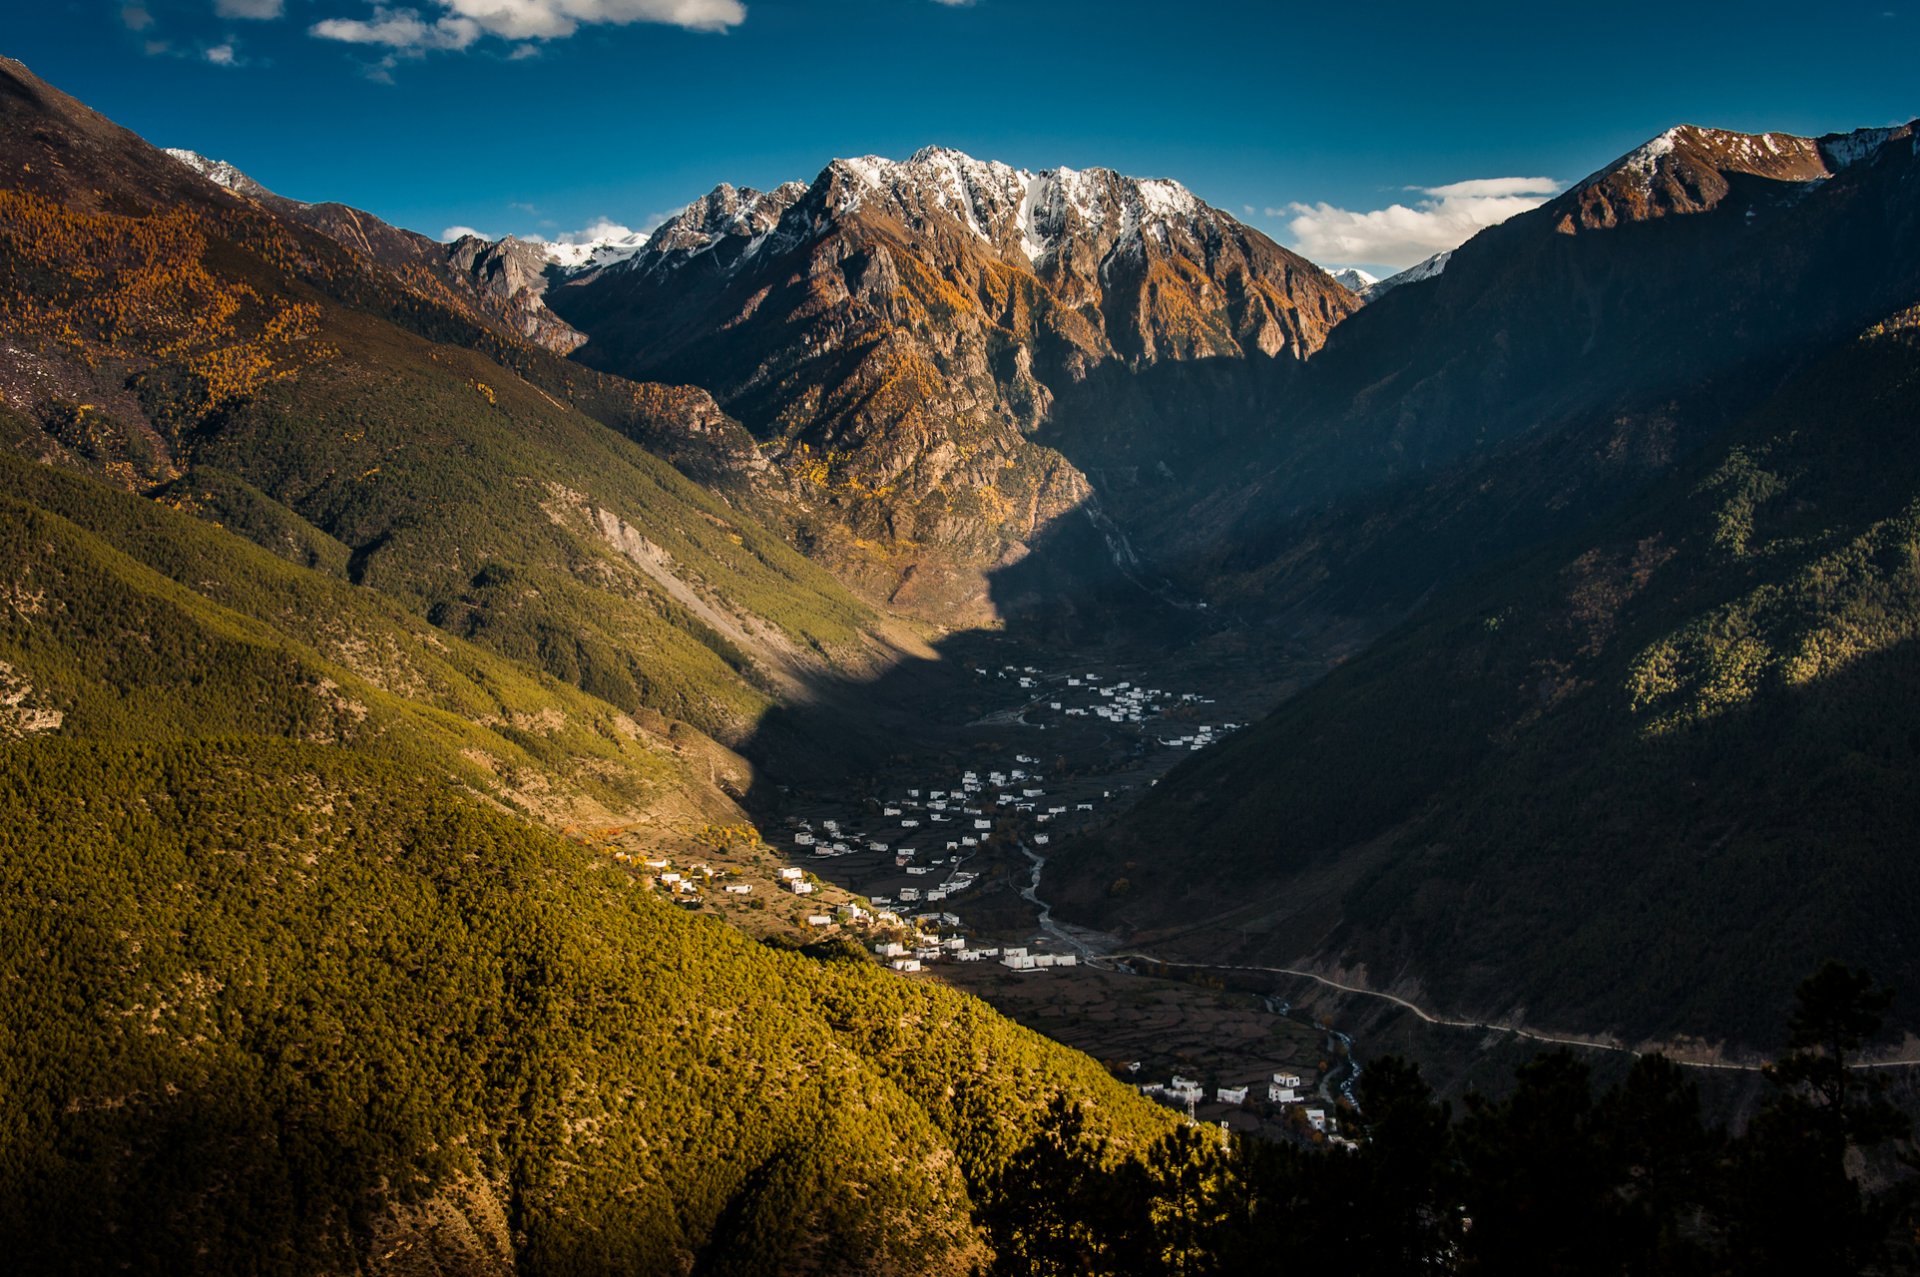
[5,47,1920,1271]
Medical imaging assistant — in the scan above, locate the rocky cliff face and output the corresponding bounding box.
[444,234,586,353]
[547,147,1358,621]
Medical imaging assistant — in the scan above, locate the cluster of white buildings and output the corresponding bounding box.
[1008,668,1236,749]
[1140,1070,1330,1134]
[997,945,1078,972]
[778,744,1078,947]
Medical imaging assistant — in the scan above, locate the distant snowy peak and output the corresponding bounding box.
[537,226,654,271]
[163,147,274,201]
[1327,267,1379,294]
[1362,251,1451,301]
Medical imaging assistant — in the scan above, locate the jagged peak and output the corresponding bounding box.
[811,147,1211,267]
[163,147,275,201]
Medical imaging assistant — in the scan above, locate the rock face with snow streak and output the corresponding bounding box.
[549,146,1355,619]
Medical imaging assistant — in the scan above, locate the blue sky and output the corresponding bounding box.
[9,0,1917,271]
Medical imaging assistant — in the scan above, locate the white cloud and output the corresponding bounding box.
[312,0,745,50]
[312,8,482,48]
[205,42,239,64]
[216,0,285,18]
[930,0,977,6]
[121,4,155,30]
[547,216,639,245]
[442,224,490,241]
[1282,175,1559,270]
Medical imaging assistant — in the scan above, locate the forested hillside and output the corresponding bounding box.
[1054,310,1920,1045]
[0,57,905,755]
[0,737,1190,1274]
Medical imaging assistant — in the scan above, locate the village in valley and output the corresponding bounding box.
[595,644,1359,1147]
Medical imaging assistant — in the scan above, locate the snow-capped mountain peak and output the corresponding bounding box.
[163,147,273,200]
[809,146,1211,269]
[1326,267,1379,294]
[1360,251,1452,301]
[534,223,654,271]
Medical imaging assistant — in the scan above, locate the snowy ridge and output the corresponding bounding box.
[1819,124,1915,170]
[1572,124,1832,198]
[1362,251,1451,301]
[601,146,1217,284]
[536,225,654,270]
[163,148,273,200]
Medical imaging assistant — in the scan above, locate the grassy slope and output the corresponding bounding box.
[0,448,758,835]
[1055,316,1920,1047]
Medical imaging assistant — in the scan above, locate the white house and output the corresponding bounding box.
[890,958,922,973]
[1268,1085,1298,1104]
[1305,1109,1328,1132]
[874,941,906,957]
[778,867,804,881]
[788,880,815,895]
[1217,1087,1248,1105]
[724,883,752,895]
[807,915,831,927]
[1273,1073,1302,1088]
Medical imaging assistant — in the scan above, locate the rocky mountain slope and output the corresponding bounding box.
[1171,119,1920,612]
[166,145,592,354]
[1052,123,1920,1048]
[546,147,1359,619]
[0,56,920,757]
